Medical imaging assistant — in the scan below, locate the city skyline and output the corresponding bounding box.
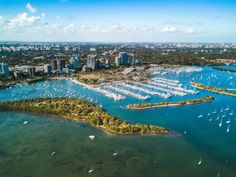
[0,0,236,42]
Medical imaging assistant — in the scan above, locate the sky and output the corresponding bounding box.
[0,0,236,42]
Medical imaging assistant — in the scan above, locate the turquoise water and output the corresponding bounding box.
[0,66,236,177]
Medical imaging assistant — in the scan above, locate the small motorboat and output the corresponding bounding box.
[113,152,118,156]
[23,121,29,125]
[198,114,203,118]
[198,158,202,166]
[89,135,96,140]
[227,124,230,133]
[51,152,56,156]
[219,119,223,127]
[226,118,231,124]
[88,166,95,173]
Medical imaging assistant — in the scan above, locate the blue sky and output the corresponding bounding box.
[0,0,236,42]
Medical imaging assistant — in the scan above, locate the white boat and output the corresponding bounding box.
[88,166,95,173]
[229,112,234,116]
[219,119,222,127]
[216,115,220,120]
[226,118,231,124]
[51,152,56,156]
[225,106,230,111]
[23,121,29,125]
[198,158,202,166]
[89,135,96,140]
[198,114,203,118]
[113,152,118,156]
[144,95,151,100]
[227,124,230,133]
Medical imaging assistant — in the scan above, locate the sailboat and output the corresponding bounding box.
[113,151,118,156]
[88,166,95,173]
[89,135,96,140]
[220,108,224,113]
[51,152,56,156]
[198,158,202,166]
[198,114,203,118]
[219,119,222,127]
[23,121,29,125]
[225,106,230,111]
[227,124,230,133]
[226,117,231,124]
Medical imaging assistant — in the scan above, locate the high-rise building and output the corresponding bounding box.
[69,56,81,69]
[28,67,35,77]
[115,52,129,66]
[57,59,65,71]
[52,60,58,71]
[44,64,52,74]
[52,59,66,71]
[87,55,97,70]
[115,56,121,66]
[0,63,9,76]
[130,54,135,65]
[120,52,128,65]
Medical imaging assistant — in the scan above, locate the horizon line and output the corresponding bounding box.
[0,40,235,44]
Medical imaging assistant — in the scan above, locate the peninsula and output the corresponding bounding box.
[0,98,168,135]
[190,82,236,97]
[212,67,236,73]
[127,96,214,110]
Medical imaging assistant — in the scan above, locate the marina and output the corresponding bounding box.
[1,0,236,176]
[0,65,236,177]
[104,85,150,100]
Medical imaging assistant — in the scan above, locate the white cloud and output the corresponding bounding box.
[0,9,208,42]
[26,3,37,13]
[63,24,76,33]
[7,13,41,29]
[134,25,156,33]
[0,16,4,24]
[185,28,196,34]
[41,13,46,19]
[160,26,178,33]
[78,24,90,31]
[94,22,129,33]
